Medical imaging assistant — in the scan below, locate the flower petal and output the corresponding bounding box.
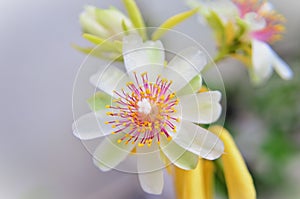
[93,134,135,171]
[160,136,199,170]
[95,7,133,36]
[178,91,222,124]
[251,39,273,84]
[137,144,164,194]
[123,34,165,79]
[173,158,210,199]
[164,47,207,91]
[79,6,110,38]
[72,111,112,140]
[173,120,224,160]
[209,126,256,199]
[90,65,131,97]
[272,51,293,80]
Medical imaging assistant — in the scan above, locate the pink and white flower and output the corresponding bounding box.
[187,0,293,84]
[72,34,224,194]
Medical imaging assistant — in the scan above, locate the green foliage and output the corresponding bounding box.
[122,0,147,40]
[151,8,199,41]
[87,92,112,112]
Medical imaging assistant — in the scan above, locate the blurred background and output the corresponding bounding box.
[0,0,299,198]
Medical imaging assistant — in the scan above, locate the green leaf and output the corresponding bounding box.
[122,0,148,40]
[82,33,119,52]
[152,8,199,41]
[87,92,112,111]
[72,44,123,61]
[72,44,94,54]
[121,19,129,33]
[176,75,202,96]
[205,11,225,47]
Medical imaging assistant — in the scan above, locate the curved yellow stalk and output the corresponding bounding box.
[209,125,256,199]
[173,158,214,199]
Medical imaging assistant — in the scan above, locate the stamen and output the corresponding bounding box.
[104,72,180,146]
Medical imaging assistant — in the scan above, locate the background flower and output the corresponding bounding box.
[187,0,293,84]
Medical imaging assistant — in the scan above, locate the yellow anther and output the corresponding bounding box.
[111,132,116,134]
[117,139,122,143]
[141,72,147,76]
[138,143,144,147]
[106,112,113,116]
[157,141,160,145]
[105,105,110,108]
[146,89,151,94]
[123,122,127,126]
[104,121,109,124]
[167,136,172,141]
[160,95,165,100]
[111,125,116,128]
[126,82,134,86]
[176,118,180,122]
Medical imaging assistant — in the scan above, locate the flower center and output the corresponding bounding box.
[105,72,180,147]
[137,98,152,115]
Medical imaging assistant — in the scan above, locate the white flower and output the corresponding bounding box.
[72,34,224,194]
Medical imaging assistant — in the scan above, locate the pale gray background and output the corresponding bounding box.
[0,0,299,198]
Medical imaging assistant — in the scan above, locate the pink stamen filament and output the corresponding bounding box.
[105,72,180,147]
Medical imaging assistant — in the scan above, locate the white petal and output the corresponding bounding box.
[95,7,134,35]
[179,91,222,124]
[160,136,199,170]
[79,6,110,38]
[90,65,130,96]
[251,39,273,84]
[271,51,293,80]
[138,171,163,195]
[123,34,165,78]
[173,120,224,160]
[137,144,164,194]
[164,47,207,91]
[93,134,135,171]
[72,111,112,140]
